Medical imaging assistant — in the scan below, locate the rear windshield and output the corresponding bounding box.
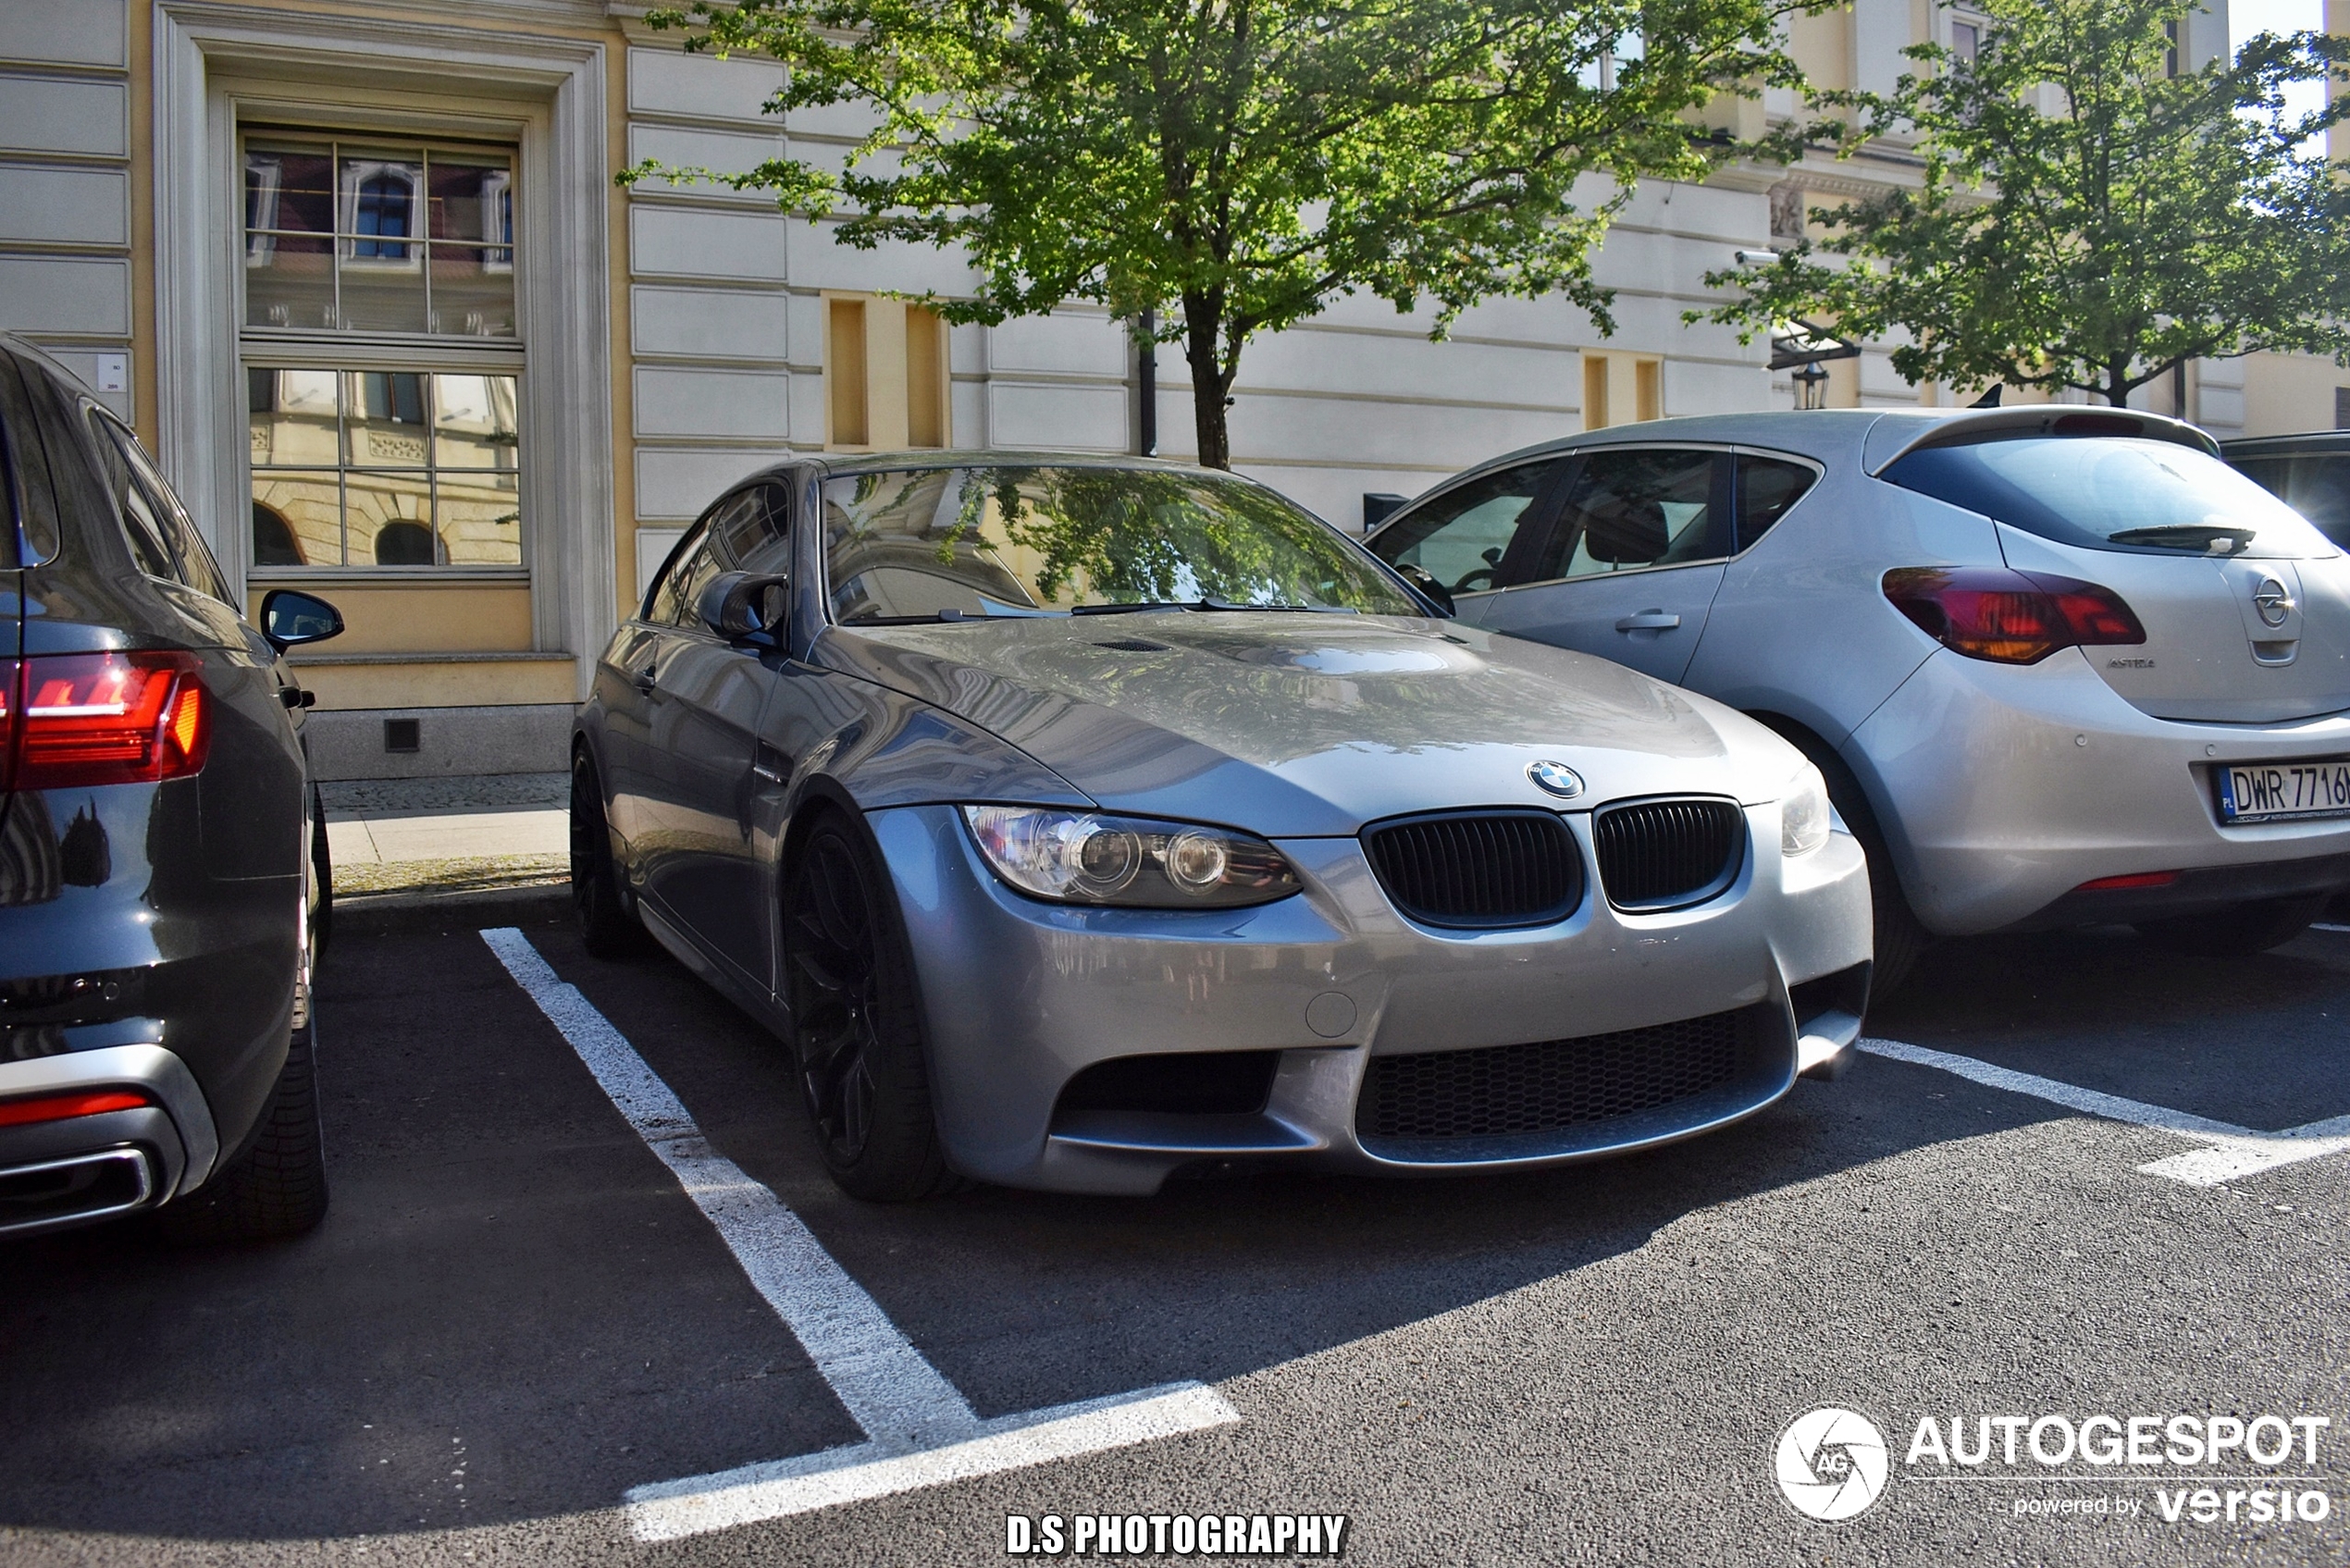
[1885,437,2334,560]
[822,465,1420,623]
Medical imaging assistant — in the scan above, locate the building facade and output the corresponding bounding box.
[0,0,2334,781]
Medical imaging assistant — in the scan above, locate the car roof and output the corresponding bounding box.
[748,450,1246,488]
[2222,431,2350,458]
[1415,405,2220,505]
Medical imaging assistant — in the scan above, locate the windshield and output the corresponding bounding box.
[822,465,1422,623]
[1884,437,2335,560]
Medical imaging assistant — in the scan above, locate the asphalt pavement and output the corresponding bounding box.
[3,908,2347,1567]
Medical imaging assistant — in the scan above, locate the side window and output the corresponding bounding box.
[1366,460,1562,596]
[86,414,182,583]
[1535,448,1725,581]
[643,521,711,627]
[729,484,793,577]
[1735,454,1819,551]
[101,418,234,602]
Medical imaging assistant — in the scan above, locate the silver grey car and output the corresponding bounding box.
[572,455,1872,1199]
[1365,407,2350,991]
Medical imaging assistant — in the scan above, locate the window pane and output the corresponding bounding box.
[252,471,343,567]
[427,245,516,338]
[1543,449,1724,579]
[430,374,519,469]
[244,146,332,235]
[346,471,437,565]
[1736,455,1817,550]
[338,252,427,334]
[340,154,423,253]
[248,367,341,469]
[88,419,180,582]
[1367,461,1556,595]
[427,156,513,245]
[346,371,430,467]
[437,472,523,566]
[245,230,337,330]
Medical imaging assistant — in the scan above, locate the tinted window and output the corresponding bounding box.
[1367,460,1559,596]
[99,418,234,602]
[729,485,794,576]
[1535,448,1725,580]
[643,521,711,626]
[2232,454,2350,550]
[823,465,1418,623]
[1736,454,1817,549]
[1886,437,2331,559]
[87,414,182,582]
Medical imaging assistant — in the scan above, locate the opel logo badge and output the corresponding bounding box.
[2254,577,2294,628]
[1528,760,1584,798]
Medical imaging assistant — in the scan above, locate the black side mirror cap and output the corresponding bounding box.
[1393,562,1455,617]
[698,571,791,644]
[259,588,344,652]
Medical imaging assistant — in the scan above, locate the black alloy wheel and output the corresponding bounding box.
[572,748,644,958]
[782,815,957,1201]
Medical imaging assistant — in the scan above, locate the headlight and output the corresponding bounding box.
[961,806,1302,907]
[1779,764,1832,857]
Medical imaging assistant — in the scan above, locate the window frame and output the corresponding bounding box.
[1514,443,1736,591]
[1363,455,1575,601]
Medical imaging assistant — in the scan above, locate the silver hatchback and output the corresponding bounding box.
[1366,407,2350,990]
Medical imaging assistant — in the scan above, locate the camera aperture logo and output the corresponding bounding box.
[1776,1407,1891,1522]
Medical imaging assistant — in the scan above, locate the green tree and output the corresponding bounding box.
[1701,0,2350,410]
[632,0,1813,468]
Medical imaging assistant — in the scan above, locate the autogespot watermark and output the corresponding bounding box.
[1774,1406,2337,1528]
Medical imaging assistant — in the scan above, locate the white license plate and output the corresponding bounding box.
[2216,759,2350,822]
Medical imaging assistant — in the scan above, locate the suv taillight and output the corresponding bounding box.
[2,651,210,791]
[1882,567,2146,665]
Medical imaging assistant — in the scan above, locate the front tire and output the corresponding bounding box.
[782,813,958,1202]
[1755,717,1930,997]
[2135,892,2330,957]
[573,747,645,959]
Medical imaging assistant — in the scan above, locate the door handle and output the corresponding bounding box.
[631,663,657,695]
[1614,611,1681,632]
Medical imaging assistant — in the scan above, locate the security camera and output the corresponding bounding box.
[1733,248,1782,267]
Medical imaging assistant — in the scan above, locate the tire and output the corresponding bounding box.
[160,992,329,1243]
[573,747,646,959]
[309,782,334,964]
[1754,717,1931,998]
[2135,892,2331,957]
[782,812,959,1201]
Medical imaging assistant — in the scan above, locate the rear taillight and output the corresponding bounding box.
[4,651,210,790]
[1882,567,2146,665]
[0,1089,155,1129]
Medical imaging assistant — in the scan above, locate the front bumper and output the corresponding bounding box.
[872,803,1872,1194]
[0,1045,221,1238]
[1850,648,2350,935]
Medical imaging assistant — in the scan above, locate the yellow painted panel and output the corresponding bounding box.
[245,582,533,655]
[292,657,576,710]
[2242,352,2348,439]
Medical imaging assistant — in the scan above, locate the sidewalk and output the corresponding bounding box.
[323,772,568,901]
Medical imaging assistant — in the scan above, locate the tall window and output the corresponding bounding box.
[241,131,523,573]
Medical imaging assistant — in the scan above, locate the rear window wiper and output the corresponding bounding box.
[2108,524,2258,554]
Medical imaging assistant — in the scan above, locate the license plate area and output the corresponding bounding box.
[2213,758,2350,823]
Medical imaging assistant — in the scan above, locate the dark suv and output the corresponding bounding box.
[2225,431,2350,550]
[2,336,344,1241]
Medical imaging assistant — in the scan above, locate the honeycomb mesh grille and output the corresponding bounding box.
[1360,810,1583,929]
[1356,1010,1747,1142]
[1593,797,1745,911]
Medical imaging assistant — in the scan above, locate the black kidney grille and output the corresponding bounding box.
[1357,1010,1746,1142]
[1593,797,1745,911]
[1361,810,1582,929]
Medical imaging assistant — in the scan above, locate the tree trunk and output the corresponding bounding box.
[1181,292,1232,470]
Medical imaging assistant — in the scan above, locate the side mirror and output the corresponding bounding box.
[698,571,791,645]
[1393,562,1455,617]
[259,588,344,652]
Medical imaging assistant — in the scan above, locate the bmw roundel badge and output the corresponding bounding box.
[1528,760,1584,798]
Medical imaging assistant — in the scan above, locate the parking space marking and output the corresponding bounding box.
[478,929,1240,1541]
[1860,1037,2350,1187]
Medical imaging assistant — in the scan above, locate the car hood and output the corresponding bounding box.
[815,613,1800,836]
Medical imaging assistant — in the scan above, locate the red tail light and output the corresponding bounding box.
[0,1089,155,1129]
[1882,567,2146,665]
[1,651,210,791]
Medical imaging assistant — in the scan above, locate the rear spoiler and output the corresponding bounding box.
[1861,407,2220,476]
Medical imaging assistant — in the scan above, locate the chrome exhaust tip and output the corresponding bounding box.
[0,1148,158,1239]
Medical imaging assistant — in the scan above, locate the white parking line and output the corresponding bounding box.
[1859,1038,2350,1187]
[478,928,1240,1541]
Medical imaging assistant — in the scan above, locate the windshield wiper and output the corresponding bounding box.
[1070,600,1200,615]
[2109,524,2258,554]
[1200,599,1357,613]
[1070,598,1356,615]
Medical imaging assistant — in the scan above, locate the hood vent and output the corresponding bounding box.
[1593,796,1745,911]
[1361,809,1583,930]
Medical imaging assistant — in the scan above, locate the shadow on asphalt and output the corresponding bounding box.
[4,915,2345,1541]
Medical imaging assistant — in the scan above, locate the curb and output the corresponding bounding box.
[332,882,571,938]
